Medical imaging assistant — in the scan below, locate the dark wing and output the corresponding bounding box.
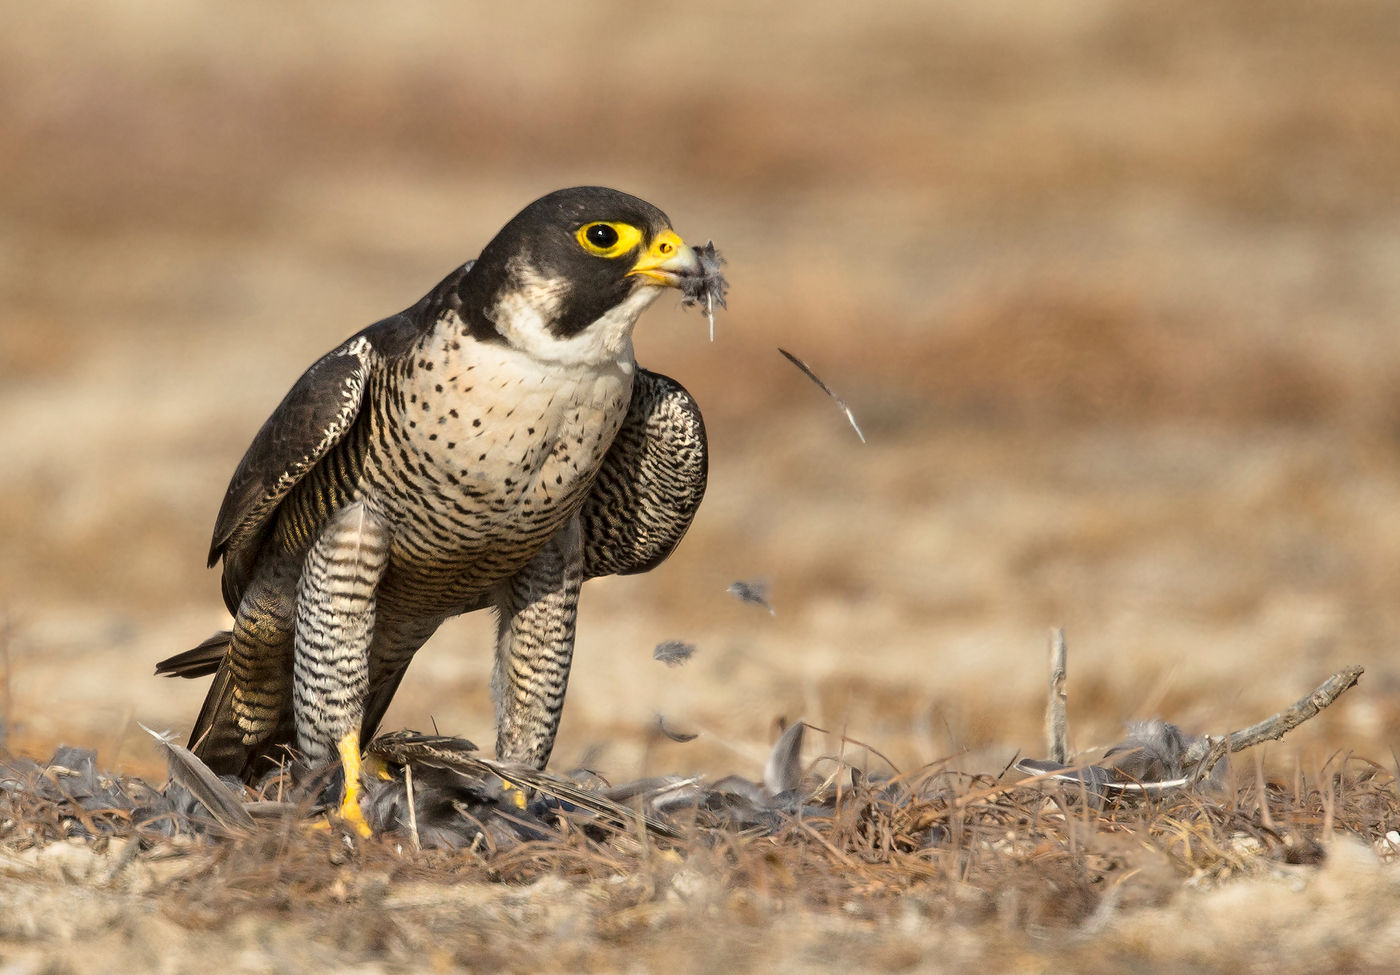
[207,261,476,612]
[580,368,708,578]
[208,334,377,611]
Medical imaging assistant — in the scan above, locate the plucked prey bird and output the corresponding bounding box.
[157,187,715,833]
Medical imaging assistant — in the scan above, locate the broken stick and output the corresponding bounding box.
[1184,664,1364,784]
[1047,627,1069,765]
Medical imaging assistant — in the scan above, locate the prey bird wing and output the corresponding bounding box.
[369,732,681,838]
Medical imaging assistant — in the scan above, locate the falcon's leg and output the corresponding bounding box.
[492,516,585,770]
[358,613,446,743]
[293,501,391,835]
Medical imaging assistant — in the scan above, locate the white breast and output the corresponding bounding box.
[393,313,635,532]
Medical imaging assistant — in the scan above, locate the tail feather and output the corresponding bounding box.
[162,631,295,783]
[155,631,231,679]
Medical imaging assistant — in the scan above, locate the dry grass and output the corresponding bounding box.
[3,741,1399,974]
[5,0,1400,970]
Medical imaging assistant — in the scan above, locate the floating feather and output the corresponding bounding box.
[653,639,697,667]
[777,347,866,443]
[727,580,775,615]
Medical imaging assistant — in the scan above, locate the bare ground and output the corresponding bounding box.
[4,0,1400,971]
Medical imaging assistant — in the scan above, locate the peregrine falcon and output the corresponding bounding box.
[157,187,715,832]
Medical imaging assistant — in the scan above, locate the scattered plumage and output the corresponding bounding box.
[762,720,806,796]
[1014,719,1225,802]
[676,721,811,832]
[655,715,699,742]
[653,639,697,666]
[727,579,775,614]
[141,724,255,835]
[0,746,216,840]
[678,241,728,341]
[777,347,866,443]
[0,720,846,851]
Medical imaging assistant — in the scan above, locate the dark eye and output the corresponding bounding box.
[576,221,642,256]
[585,224,619,249]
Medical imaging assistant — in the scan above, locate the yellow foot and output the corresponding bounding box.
[500,779,528,810]
[362,752,394,782]
[336,729,373,837]
[337,790,373,837]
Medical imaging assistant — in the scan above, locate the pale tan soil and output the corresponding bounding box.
[3,1,1400,971]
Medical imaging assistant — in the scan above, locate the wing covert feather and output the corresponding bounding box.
[208,261,476,612]
[207,335,375,609]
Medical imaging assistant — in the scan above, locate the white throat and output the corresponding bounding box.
[487,265,660,367]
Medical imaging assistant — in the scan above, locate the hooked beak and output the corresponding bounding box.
[627,230,702,288]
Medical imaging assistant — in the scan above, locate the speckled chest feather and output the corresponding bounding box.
[356,313,635,610]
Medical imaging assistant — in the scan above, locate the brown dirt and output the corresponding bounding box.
[4,0,1400,971]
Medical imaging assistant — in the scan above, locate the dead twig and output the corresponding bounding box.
[0,614,9,751]
[1047,627,1069,765]
[404,761,421,853]
[1185,665,1364,784]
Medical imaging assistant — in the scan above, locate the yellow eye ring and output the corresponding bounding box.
[576,221,643,259]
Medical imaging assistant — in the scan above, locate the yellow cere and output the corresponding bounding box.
[576,221,644,259]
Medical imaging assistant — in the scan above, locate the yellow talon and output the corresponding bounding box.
[362,752,395,782]
[500,779,528,810]
[336,730,373,837]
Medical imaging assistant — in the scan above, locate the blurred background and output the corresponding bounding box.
[3,0,1400,780]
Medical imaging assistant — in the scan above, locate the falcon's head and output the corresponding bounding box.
[458,186,705,365]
